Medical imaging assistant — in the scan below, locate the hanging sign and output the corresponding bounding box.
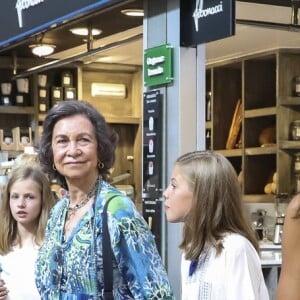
[144,44,173,88]
[180,0,235,46]
[0,0,126,49]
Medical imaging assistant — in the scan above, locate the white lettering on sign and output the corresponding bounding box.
[148,66,164,77]
[193,0,223,32]
[15,0,45,28]
[147,56,165,66]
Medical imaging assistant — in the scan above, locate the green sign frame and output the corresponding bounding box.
[144,44,173,87]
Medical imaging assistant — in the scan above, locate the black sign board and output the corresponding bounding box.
[180,0,235,46]
[0,0,126,49]
[142,89,163,253]
[143,90,163,195]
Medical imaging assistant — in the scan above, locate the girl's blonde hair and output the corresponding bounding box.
[176,150,259,260]
[0,166,55,254]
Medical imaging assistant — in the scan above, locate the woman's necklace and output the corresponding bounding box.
[66,177,100,220]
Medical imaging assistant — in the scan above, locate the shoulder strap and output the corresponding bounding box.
[102,195,118,299]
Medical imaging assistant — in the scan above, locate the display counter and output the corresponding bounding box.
[259,241,281,300]
[260,240,281,266]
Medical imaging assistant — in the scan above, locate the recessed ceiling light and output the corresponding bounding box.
[70,27,102,36]
[121,9,144,17]
[29,44,56,57]
[96,56,116,63]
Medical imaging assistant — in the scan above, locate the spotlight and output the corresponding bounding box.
[69,28,102,36]
[30,44,56,57]
[121,9,144,17]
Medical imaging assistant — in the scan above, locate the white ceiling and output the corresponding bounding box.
[206,2,300,64]
[50,3,300,67]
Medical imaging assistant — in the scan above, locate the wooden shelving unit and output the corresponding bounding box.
[0,61,143,203]
[206,48,300,202]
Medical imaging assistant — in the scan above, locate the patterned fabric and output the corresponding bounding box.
[35,181,174,299]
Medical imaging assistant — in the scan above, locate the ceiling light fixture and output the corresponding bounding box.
[121,9,144,17]
[70,27,102,36]
[29,44,56,57]
[13,33,142,79]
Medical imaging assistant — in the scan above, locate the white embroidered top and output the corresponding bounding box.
[0,246,40,300]
[181,233,269,300]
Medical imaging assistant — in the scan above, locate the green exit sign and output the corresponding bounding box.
[144,44,174,87]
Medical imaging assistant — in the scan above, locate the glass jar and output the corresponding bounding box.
[290,120,300,140]
[275,193,289,217]
[205,91,211,121]
[293,76,300,96]
[294,153,300,173]
[206,129,211,150]
[295,174,300,194]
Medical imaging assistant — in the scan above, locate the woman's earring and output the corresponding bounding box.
[52,164,57,171]
[98,161,104,169]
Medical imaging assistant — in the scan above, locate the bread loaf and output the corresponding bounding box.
[226,99,242,149]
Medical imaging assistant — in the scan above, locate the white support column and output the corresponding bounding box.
[143,1,206,298]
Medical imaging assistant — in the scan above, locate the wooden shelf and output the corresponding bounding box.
[38,114,141,125]
[280,140,300,150]
[245,146,277,156]
[105,116,140,124]
[0,106,35,114]
[39,114,141,125]
[244,106,276,118]
[243,194,274,203]
[215,149,242,157]
[279,96,300,105]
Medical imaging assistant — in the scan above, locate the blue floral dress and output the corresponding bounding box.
[35,181,174,299]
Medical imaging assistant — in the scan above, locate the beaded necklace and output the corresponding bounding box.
[66,177,100,220]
